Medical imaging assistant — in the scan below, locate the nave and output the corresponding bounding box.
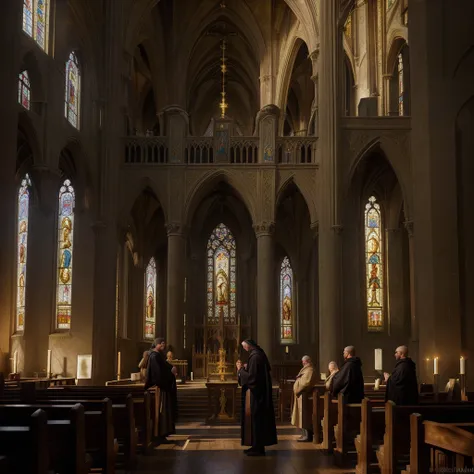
[124,424,351,474]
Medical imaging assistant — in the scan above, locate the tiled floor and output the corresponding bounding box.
[123,423,355,474]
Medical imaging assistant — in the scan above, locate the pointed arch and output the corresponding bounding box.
[206,223,237,325]
[16,174,32,332]
[55,178,75,330]
[65,52,81,129]
[144,257,157,340]
[280,255,295,343]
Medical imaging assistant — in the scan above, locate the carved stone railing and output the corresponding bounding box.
[229,137,258,164]
[185,137,214,164]
[276,137,318,164]
[124,137,168,164]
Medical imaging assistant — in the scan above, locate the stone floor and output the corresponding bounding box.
[121,423,355,474]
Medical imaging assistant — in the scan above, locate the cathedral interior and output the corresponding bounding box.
[0,0,473,390]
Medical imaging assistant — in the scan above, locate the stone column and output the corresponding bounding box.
[166,223,185,356]
[256,105,279,163]
[318,0,343,370]
[23,168,60,375]
[163,106,188,163]
[254,223,275,362]
[0,0,21,372]
[310,48,320,136]
[404,221,418,360]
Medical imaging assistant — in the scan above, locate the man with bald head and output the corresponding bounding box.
[384,345,418,405]
[331,346,365,403]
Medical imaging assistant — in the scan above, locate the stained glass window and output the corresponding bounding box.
[55,179,75,330]
[18,71,31,110]
[365,196,384,331]
[16,174,31,332]
[397,53,404,116]
[22,1,49,51]
[23,0,33,37]
[280,256,295,343]
[144,258,157,340]
[206,223,236,325]
[65,52,81,129]
[387,0,395,9]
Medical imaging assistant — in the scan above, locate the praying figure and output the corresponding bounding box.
[282,294,292,321]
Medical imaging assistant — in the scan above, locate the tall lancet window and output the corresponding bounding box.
[16,174,32,332]
[365,196,384,331]
[207,223,236,325]
[144,258,157,340]
[397,53,404,116]
[55,179,75,330]
[18,70,31,110]
[280,256,295,343]
[65,52,81,129]
[22,0,49,51]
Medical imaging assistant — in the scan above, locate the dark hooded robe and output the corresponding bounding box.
[385,358,418,405]
[239,344,278,448]
[331,356,365,403]
[144,349,178,437]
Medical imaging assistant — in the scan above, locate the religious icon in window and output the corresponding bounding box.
[65,52,81,129]
[365,196,384,331]
[280,256,295,343]
[144,258,157,340]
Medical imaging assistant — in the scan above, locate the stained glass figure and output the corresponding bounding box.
[55,179,75,330]
[23,0,33,37]
[16,174,31,332]
[65,52,81,129]
[206,223,236,325]
[280,256,295,343]
[398,52,404,116]
[18,71,31,110]
[144,258,157,340]
[365,196,384,331]
[35,0,48,50]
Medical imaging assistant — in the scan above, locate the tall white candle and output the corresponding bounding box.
[285,346,289,354]
[13,351,18,374]
[460,357,466,375]
[374,348,383,371]
[47,350,52,377]
[190,372,194,381]
[117,352,121,380]
[433,357,439,375]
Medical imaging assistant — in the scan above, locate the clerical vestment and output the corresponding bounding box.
[291,363,317,429]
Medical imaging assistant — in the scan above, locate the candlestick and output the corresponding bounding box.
[285,346,289,354]
[433,357,439,375]
[47,350,52,378]
[117,351,121,381]
[460,356,466,375]
[374,348,383,371]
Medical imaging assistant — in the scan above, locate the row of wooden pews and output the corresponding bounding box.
[0,377,161,474]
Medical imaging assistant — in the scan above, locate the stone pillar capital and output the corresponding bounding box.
[331,224,344,235]
[253,222,275,238]
[310,221,319,238]
[166,222,186,237]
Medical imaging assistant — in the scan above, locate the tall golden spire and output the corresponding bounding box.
[219,39,228,118]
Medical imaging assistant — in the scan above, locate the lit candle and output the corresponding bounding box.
[117,352,121,380]
[460,356,466,375]
[47,350,52,377]
[433,357,439,375]
[13,351,18,374]
[190,372,194,381]
[285,346,289,354]
[374,348,383,371]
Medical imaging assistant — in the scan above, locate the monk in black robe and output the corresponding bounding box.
[239,339,277,456]
[384,345,418,405]
[331,345,365,403]
[144,337,178,441]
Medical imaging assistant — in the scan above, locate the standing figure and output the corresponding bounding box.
[239,339,277,456]
[291,355,318,442]
[384,345,418,405]
[144,337,178,443]
[324,361,339,390]
[331,346,365,403]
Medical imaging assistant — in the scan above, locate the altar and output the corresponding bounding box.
[206,380,239,423]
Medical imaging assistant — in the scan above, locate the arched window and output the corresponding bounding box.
[207,223,236,324]
[22,0,49,51]
[397,53,404,116]
[280,256,295,343]
[18,70,31,110]
[144,258,157,340]
[365,196,384,331]
[65,52,81,129]
[16,174,31,332]
[55,179,75,330]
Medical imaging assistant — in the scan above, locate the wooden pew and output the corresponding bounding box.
[312,386,325,444]
[0,404,87,474]
[403,414,474,473]
[376,402,474,474]
[0,408,48,474]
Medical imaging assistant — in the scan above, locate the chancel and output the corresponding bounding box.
[0,0,474,473]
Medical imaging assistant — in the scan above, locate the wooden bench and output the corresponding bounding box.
[403,415,474,473]
[376,402,474,474]
[0,404,87,474]
[0,408,48,474]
